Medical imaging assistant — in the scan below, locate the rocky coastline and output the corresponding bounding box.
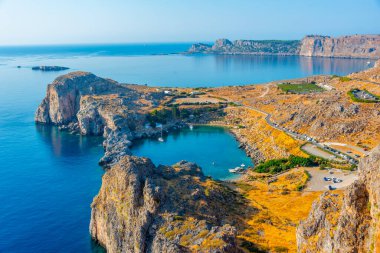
[35,71,251,252]
[188,34,380,59]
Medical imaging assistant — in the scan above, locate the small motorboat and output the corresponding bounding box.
[158,125,164,142]
[229,166,245,173]
[189,124,194,130]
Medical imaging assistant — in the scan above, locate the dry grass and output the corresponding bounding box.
[236,169,322,252]
[226,107,306,160]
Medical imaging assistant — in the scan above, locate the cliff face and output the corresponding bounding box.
[90,156,243,253]
[188,35,380,59]
[299,35,380,59]
[35,72,168,167]
[297,145,380,252]
[35,71,124,125]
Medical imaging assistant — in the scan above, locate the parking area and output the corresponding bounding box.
[302,143,343,162]
[304,167,358,191]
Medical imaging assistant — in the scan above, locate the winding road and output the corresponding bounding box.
[234,101,359,164]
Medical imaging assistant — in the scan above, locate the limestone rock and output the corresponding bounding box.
[90,156,242,253]
[299,35,380,59]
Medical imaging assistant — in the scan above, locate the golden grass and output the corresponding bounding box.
[236,169,322,252]
[226,107,306,160]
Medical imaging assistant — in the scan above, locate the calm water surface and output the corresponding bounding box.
[132,126,253,180]
[0,44,374,252]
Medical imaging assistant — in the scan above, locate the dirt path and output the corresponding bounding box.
[258,84,271,98]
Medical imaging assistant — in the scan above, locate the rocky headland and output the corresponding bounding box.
[90,156,246,253]
[35,71,222,168]
[189,34,380,59]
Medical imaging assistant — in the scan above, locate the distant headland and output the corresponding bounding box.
[188,34,380,59]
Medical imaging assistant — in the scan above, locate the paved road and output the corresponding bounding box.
[322,142,369,156]
[302,144,341,161]
[236,103,358,164]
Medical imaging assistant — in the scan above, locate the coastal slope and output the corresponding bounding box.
[189,34,380,59]
[297,145,380,252]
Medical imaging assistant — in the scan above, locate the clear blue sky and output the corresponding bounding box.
[0,0,379,45]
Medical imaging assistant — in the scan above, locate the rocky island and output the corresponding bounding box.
[32,66,69,71]
[189,34,380,59]
[35,61,380,252]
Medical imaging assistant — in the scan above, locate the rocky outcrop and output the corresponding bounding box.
[188,35,380,59]
[35,72,169,167]
[297,145,380,252]
[299,35,380,59]
[35,71,125,125]
[90,156,243,253]
[32,66,69,71]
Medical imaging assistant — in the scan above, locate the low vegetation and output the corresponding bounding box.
[278,83,324,94]
[339,76,352,82]
[347,88,380,103]
[253,155,318,174]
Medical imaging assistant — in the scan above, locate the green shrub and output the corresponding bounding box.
[339,76,351,82]
[253,155,318,174]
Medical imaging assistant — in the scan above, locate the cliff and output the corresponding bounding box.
[90,156,243,253]
[299,35,380,59]
[297,145,380,252]
[35,72,169,167]
[188,35,380,59]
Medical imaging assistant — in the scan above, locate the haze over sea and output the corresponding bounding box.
[0,43,374,252]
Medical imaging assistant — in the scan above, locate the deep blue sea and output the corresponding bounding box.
[0,43,374,252]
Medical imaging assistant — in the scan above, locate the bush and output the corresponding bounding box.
[339,76,351,82]
[253,155,318,174]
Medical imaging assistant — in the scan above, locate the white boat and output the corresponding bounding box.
[189,124,193,130]
[158,125,164,142]
[240,163,246,167]
[229,166,245,173]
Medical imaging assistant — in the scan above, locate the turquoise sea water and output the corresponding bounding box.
[132,126,253,181]
[0,44,375,252]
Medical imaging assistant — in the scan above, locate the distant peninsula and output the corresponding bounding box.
[32,66,69,72]
[188,34,380,59]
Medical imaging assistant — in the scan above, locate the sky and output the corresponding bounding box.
[0,0,379,45]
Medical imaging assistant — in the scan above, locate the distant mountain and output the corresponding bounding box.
[188,35,380,59]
